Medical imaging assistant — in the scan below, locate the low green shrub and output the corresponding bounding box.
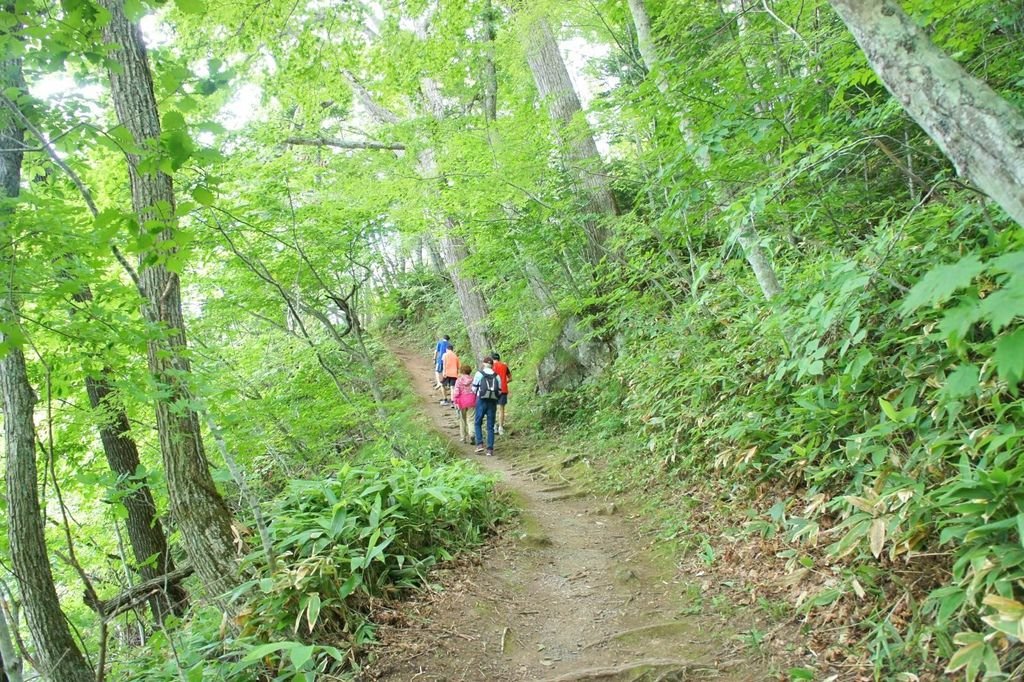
[115,456,506,681]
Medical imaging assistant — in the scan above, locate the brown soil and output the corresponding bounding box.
[360,348,770,682]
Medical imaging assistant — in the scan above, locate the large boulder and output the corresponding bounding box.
[535,316,615,394]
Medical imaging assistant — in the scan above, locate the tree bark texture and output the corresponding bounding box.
[726,0,785,301]
[99,0,240,598]
[525,17,618,269]
[0,47,94,682]
[0,348,93,682]
[439,224,493,362]
[830,0,1024,229]
[82,371,188,620]
[626,0,669,96]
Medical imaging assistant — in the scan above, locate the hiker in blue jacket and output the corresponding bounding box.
[472,356,501,456]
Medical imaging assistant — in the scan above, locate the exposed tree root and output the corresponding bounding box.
[539,658,707,681]
[546,490,587,501]
[583,622,695,650]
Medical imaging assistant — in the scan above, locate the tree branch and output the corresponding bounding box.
[283,136,404,151]
[85,566,194,620]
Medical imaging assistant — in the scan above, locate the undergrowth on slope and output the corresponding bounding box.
[380,195,1024,680]
[114,445,507,681]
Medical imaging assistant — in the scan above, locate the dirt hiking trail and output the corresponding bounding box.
[361,348,767,682]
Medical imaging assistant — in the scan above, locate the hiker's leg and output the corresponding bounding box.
[497,393,507,430]
[485,401,497,450]
[474,402,484,447]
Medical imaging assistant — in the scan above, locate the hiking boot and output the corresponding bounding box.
[474,447,485,454]
[470,437,476,445]
[486,449,494,457]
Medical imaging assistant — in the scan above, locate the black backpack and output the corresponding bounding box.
[477,373,501,400]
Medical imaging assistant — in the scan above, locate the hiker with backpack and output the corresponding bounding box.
[432,334,450,389]
[452,362,477,443]
[472,356,502,456]
[491,351,511,436]
[440,344,460,405]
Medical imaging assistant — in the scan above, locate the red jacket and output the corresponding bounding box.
[493,360,511,394]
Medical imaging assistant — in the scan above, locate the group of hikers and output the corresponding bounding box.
[433,335,511,457]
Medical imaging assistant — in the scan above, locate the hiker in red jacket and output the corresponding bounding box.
[492,352,511,436]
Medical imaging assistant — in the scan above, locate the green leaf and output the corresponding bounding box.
[192,187,215,206]
[306,593,321,631]
[788,668,815,681]
[978,277,1024,333]
[939,301,983,341]
[901,255,985,314]
[943,364,979,399]
[289,644,314,671]
[879,398,898,422]
[162,110,186,131]
[993,327,1024,385]
[239,641,290,664]
[338,572,361,599]
[990,250,1024,274]
[174,0,207,14]
[946,632,986,680]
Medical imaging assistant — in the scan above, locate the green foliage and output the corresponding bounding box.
[5,0,1024,679]
[114,455,505,680]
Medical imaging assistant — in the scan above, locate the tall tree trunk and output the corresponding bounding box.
[626,0,668,95]
[0,46,94,682]
[423,233,446,275]
[525,16,618,269]
[98,0,240,598]
[438,225,492,361]
[829,0,1024,229]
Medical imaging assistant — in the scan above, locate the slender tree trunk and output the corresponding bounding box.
[423,234,446,275]
[0,599,21,682]
[482,0,498,121]
[629,0,784,301]
[366,72,494,363]
[525,16,618,269]
[99,0,240,598]
[64,276,186,622]
[0,45,94,682]
[627,0,668,95]
[438,224,492,361]
[829,0,1024,228]
[0,348,93,682]
[82,371,188,620]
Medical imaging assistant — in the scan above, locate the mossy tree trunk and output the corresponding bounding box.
[830,0,1024,229]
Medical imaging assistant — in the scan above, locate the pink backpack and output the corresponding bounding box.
[454,376,476,410]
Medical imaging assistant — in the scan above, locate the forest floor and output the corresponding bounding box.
[359,348,775,682]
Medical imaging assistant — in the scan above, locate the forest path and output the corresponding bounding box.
[360,347,766,682]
